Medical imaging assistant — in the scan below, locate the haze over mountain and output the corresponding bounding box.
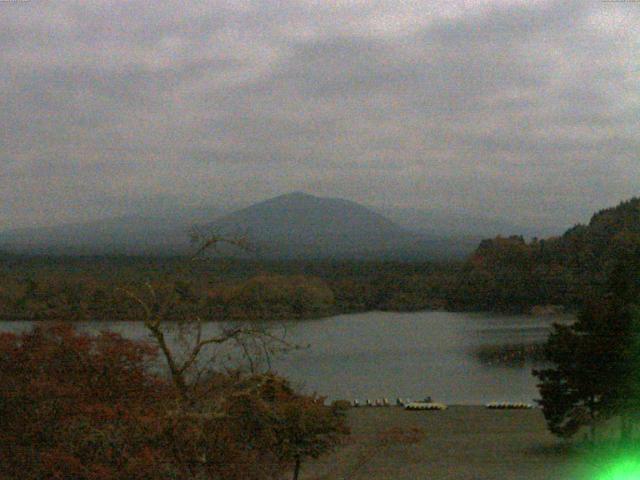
[206,192,476,260]
[3,2,638,236]
[0,205,229,256]
[0,192,495,259]
[375,206,563,240]
[0,191,568,259]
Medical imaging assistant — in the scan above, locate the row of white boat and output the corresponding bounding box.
[350,398,534,410]
[351,397,431,407]
[484,402,534,410]
[351,398,446,410]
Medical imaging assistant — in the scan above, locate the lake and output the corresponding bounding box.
[0,310,571,405]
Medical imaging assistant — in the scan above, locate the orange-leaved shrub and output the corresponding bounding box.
[0,323,349,480]
[0,322,171,480]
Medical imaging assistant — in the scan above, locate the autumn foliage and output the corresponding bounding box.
[0,323,348,480]
[0,322,169,480]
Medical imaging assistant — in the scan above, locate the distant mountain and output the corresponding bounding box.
[3,192,541,259]
[204,192,472,260]
[0,205,229,255]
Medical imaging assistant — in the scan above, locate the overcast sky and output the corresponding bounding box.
[1,0,639,231]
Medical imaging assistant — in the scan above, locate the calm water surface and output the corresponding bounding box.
[0,311,571,404]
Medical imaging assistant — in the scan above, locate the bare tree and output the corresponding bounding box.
[122,231,292,407]
[119,231,346,480]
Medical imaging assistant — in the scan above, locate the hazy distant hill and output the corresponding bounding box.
[374,206,558,239]
[0,192,519,259]
[205,192,472,260]
[0,205,228,255]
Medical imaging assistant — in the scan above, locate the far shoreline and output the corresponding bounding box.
[0,305,577,323]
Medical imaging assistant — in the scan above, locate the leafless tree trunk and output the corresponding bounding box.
[292,456,301,480]
[122,232,292,406]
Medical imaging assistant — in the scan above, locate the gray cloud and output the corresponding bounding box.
[1,0,639,231]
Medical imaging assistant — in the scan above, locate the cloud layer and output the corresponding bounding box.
[1,0,639,231]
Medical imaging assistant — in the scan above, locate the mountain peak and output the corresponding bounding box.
[274,191,317,201]
[207,192,431,259]
[284,191,312,197]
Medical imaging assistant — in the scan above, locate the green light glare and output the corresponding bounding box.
[597,457,640,480]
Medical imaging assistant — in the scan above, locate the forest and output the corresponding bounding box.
[2,198,639,320]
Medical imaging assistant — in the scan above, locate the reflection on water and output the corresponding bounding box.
[472,343,546,368]
[0,311,573,404]
[269,311,573,404]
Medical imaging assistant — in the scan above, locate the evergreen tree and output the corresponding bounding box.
[534,249,640,441]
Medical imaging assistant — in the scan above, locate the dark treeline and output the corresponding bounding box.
[1,197,639,319]
[0,254,459,321]
[534,239,640,444]
[451,197,640,312]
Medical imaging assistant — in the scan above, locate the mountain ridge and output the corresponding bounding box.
[204,192,447,260]
[0,191,544,259]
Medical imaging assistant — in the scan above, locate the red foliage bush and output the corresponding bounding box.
[0,323,171,480]
[0,323,349,480]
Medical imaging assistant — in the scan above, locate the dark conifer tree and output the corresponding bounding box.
[534,246,640,441]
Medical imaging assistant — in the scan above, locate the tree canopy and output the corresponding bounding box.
[534,243,640,441]
[0,323,349,480]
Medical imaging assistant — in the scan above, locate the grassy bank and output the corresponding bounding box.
[302,406,587,480]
